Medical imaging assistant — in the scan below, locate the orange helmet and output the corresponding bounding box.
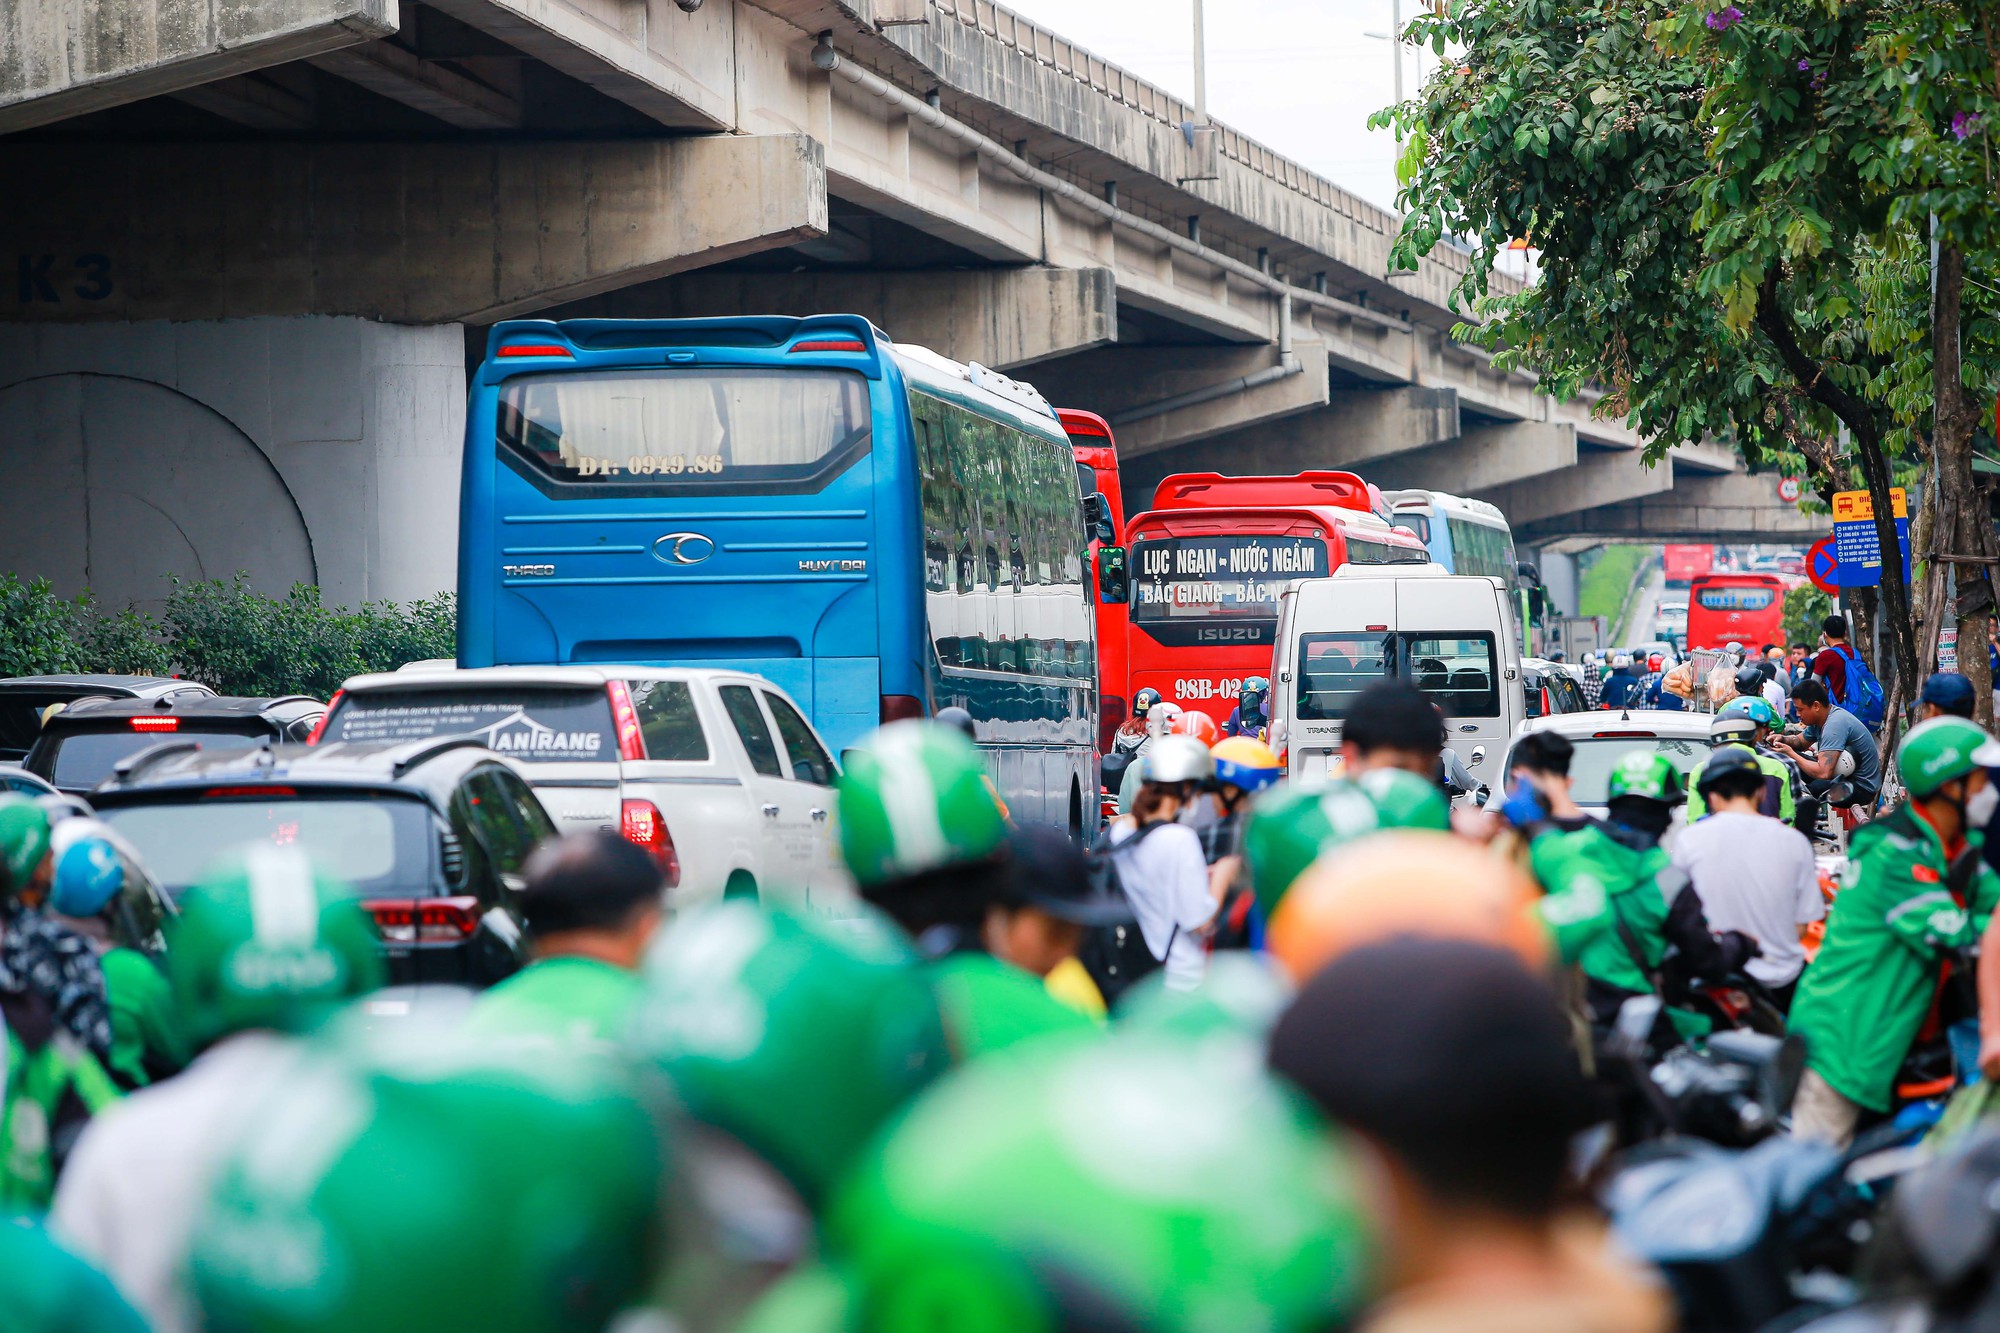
[1170,709,1222,747]
[1265,831,1550,983]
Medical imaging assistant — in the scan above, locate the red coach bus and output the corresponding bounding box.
[1125,472,1428,729]
[1686,573,1786,652]
[1663,544,1715,588]
[1061,409,1129,752]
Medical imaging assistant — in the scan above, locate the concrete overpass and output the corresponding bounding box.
[0,0,1812,608]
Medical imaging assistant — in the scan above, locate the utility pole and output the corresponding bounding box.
[1391,0,1402,104]
[1192,0,1207,124]
[1178,0,1218,181]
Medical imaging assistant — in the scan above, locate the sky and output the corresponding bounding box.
[995,0,1420,214]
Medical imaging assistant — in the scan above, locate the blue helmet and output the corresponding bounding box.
[50,835,124,918]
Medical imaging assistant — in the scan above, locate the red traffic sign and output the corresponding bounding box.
[1777,475,1803,503]
[1807,536,1841,593]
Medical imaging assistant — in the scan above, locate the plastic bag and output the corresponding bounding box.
[1706,665,1737,707]
[1661,660,1696,700]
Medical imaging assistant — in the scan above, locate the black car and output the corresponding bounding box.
[0,675,216,762]
[1523,663,1589,719]
[26,694,327,795]
[88,738,555,988]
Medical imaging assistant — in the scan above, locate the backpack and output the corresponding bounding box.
[1077,823,1174,1006]
[1832,644,1886,729]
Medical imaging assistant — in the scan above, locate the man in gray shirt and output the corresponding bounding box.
[1772,678,1881,807]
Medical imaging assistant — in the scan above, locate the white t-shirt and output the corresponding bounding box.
[52,1032,300,1333]
[1761,678,1788,716]
[1108,820,1214,990]
[1670,811,1823,987]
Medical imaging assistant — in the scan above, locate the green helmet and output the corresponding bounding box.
[1243,772,1450,920]
[626,902,950,1206]
[1718,695,1780,729]
[165,846,385,1051]
[826,1035,1376,1333]
[1114,953,1292,1039]
[189,1037,663,1333]
[1604,751,1684,805]
[1898,716,2000,799]
[838,722,1006,887]
[0,795,52,901]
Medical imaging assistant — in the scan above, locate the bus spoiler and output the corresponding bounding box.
[481,315,889,377]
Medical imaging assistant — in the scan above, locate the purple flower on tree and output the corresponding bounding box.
[1797,58,1811,72]
[1952,111,1980,141]
[1705,6,1744,30]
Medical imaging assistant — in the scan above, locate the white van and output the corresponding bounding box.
[1269,565,1524,790]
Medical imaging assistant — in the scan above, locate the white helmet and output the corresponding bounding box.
[1146,701,1184,738]
[1142,735,1215,785]
[1612,653,1634,669]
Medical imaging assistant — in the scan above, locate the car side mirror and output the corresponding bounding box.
[1096,545,1129,604]
[1082,492,1117,546]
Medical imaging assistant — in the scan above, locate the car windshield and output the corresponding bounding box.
[1557,735,1711,804]
[99,794,436,898]
[49,731,262,790]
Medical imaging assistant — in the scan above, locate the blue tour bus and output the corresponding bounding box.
[457,314,1099,831]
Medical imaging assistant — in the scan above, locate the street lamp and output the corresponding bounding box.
[1363,0,1404,105]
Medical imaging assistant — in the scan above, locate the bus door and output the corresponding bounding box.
[476,363,882,746]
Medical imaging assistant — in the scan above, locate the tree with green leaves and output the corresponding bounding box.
[1379,0,2000,725]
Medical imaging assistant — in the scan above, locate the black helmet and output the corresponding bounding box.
[1695,744,1764,796]
[1733,665,1766,696]
[934,706,977,739]
[1134,688,1163,716]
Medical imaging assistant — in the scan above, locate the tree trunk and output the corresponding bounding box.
[1930,242,1997,727]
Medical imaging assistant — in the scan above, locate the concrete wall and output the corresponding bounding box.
[0,316,461,611]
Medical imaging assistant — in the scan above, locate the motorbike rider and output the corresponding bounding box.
[51,845,383,1333]
[1114,700,1183,815]
[1111,687,1163,756]
[1790,717,2000,1147]
[1243,768,1451,932]
[1225,676,1271,739]
[1270,936,1668,1333]
[1671,747,1823,1012]
[1492,732,1595,841]
[1919,671,1978,722]
[1685,705,1797,824]
[993,824,1127,1018]
[0,796,112,1063]
[836,720,1094,1054]
[1600,654,1643,710]
[626,899,950,1210]
[1773,678,1882,809]
[1201,737,1285,948]
[462,831,667,1051]
[1529,753,1759,1041]
[45,830,185,1088]
[1105,734,1222,991]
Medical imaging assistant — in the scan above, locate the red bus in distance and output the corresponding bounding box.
[1685,573,1786,652]
[1060,409,1129,753]
[1125,472,1428,730]
[1663,544,1715,588]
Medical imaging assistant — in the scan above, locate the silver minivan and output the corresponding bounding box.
[1269,565,1525,791]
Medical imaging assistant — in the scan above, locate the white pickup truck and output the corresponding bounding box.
[318,665,852,912]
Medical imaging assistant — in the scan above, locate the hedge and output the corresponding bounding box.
[0,574,456,699]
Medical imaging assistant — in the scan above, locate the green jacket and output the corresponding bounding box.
[1686,744,1797,823]
[462,955,643,1050]
[0,1214,150,1333]
[1789,804,2000,1112]
[1,1002,121,1209]
[100,946,186,1088]
[929,955,1097,1060]
[1530,824,1671,995]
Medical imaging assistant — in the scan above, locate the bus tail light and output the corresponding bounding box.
[1099,695,1127,753]
[364,896,483,943]
[497,343,572,358]
[880,695,924,725]
[307,690,343,745]
[605,681,645,761]
[790,339,866,353]
[621,799,681,886]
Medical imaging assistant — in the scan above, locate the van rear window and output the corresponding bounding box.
[1296,631,1499,719]
[324,689,616,763]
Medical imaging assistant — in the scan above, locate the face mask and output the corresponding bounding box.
[1967,781,1999,829]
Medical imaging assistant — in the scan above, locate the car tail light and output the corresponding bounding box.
[1541,686,1552,715]
[1365,624,1389,632]
[307,690,343,745]
[496,343,572,358]
[605,681,645,761]
[130,716,179,732]
[1593,731,1660,739]
[202,786,297,798]
[790,339,865,353]
[363,896,483,943]
[880,695,924,724]
[621,799,680,886]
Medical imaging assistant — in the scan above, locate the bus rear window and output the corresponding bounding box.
[497,368,871,492]
[1344,535,1429,566]
[1695,585,1775,611]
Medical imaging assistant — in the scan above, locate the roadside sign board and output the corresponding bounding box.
[1806,536,1842,594]
[1830,488,1911,587]
[1777,476,1803,503]
[1940,626,1959,673]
